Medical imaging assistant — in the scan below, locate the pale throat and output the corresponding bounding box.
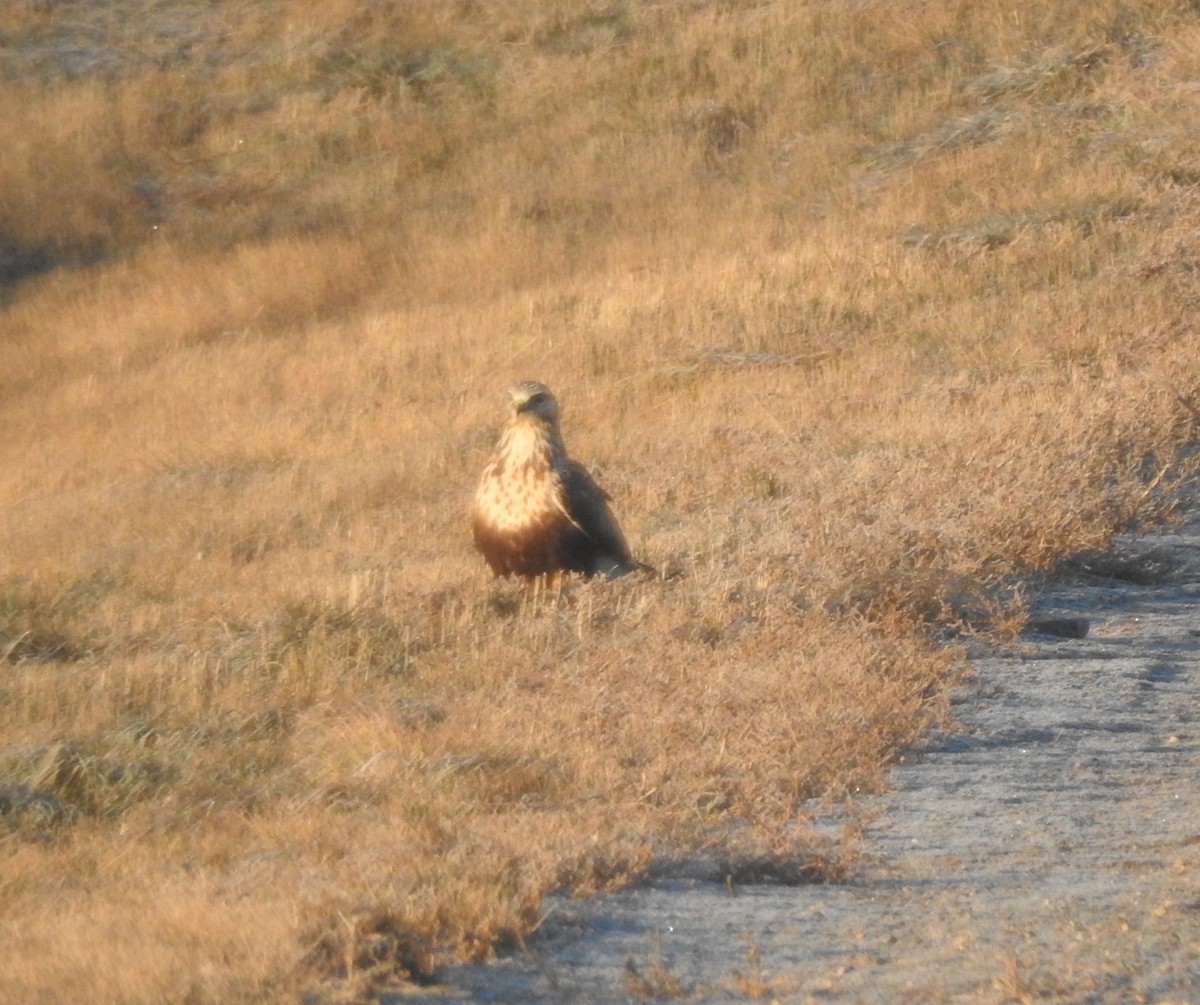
[500,417,565,469]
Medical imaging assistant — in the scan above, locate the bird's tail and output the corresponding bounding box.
[593,556,655,579]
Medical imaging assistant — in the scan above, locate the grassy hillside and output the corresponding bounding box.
[3,1,1200,1001]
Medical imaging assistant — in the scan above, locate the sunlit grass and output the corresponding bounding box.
[3,0,1200,1001]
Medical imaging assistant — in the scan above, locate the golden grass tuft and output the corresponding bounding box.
[4,0,1200,1000]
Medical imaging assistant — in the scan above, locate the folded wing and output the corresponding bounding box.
[560,461,644,578]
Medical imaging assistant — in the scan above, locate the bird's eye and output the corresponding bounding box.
[529,392,546,405]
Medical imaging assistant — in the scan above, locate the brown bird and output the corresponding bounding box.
[472,381,646,581]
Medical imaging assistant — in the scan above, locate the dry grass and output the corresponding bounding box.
[3,1,1200,1001]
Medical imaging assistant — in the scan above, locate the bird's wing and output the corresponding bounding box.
[559,460,633,562]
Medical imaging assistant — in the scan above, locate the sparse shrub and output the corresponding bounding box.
[731,935,774,1000]
[624,947,688,1000]
[301,909,440,991]
[0,737,171,829]
[0,578,103,664]
[271,602,424,680]
[315,45,495,105]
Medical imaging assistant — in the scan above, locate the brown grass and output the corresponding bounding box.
[3,1,1200,1001]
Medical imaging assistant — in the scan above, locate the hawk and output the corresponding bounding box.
[472,381,647,581]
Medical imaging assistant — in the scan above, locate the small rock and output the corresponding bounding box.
[1026,617,1090,638]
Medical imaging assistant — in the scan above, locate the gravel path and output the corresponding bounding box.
[411,522,1200,1004]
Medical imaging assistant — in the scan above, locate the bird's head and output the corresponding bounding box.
[507,381,561,426]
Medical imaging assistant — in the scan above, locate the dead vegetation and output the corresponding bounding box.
[3,1,1200,1001]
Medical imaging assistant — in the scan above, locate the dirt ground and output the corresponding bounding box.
[406,519,1200,1004]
